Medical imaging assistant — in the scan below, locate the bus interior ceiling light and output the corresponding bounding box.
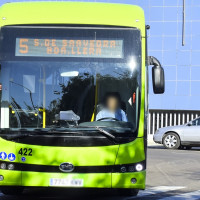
[60,71,79,77]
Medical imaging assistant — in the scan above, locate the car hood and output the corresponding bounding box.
[157,124,186,133]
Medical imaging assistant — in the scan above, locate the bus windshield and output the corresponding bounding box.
[0,26,141,133]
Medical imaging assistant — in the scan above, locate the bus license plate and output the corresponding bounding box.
[50,178,83,187]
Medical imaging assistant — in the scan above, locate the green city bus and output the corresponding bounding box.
[0,2,164,196]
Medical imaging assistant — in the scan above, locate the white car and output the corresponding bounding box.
[153,117,200,149]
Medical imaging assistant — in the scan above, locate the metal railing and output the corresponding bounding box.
[148,109,200,135]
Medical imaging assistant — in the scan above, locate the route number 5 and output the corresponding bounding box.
[19,39,29,54]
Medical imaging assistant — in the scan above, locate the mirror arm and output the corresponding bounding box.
[148,56,165,94]
[148,56,161,69]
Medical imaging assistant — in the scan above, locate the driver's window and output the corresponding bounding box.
[192,118,200,126]
[197,118,200,126]
[192,120,197,126]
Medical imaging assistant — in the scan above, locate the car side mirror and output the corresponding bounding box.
[187,122,192,126]
[148,56,165,94]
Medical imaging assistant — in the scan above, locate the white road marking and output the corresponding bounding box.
[159,190,200,200]
[136,186,185,197]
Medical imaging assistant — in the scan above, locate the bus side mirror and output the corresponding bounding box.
[148,56,165,94]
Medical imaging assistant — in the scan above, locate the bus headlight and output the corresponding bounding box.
[8,164,14,170]
[0,175,4,181]
[120,166,127,173]
[135,164,143,172]
[131,178,137,184]
[113,161,145,173]
[0,163,6,169]
[128,165,135,172]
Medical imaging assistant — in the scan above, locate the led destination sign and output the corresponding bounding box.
[15,38,123,58]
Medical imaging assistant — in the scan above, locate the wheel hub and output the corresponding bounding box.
[164,135,177,148]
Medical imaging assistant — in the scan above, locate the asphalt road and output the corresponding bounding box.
[1,146,200,200]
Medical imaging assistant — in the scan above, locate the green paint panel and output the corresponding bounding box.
[0,138,20,163]
[112,171,146,189]
[0,170,21,186]
[16,143,119,166]
[0,2,145,36]
[22,172,111,187]
[115,138,145,165]
[0,170,145,189]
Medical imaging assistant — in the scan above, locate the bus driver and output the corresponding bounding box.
[96,92,128,122]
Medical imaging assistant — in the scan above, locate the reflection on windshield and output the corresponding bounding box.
[0,60,140,131]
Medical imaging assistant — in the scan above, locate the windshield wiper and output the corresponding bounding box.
[41,126,118,142]
[33,126,118,142]
[72,125,122,143]
[0,126,129,142]
[77,125,132,133]
[94,126,117,142]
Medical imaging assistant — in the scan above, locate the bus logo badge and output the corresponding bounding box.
[59,163,74,172]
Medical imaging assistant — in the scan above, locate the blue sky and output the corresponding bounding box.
[0,0,200,111]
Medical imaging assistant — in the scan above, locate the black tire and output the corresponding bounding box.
[163,132,181,149]
[180,146,192,150]
[1,187,24,195]
[178,145,184,149]
[185,146,192,150]
[117,189,139,196]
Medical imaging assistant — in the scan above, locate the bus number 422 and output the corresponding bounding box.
[18,148,32,156]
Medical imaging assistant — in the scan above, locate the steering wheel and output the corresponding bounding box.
[97,117,119,121]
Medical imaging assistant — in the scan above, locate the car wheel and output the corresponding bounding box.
[117,189,139,196]
[163,132,180,149]
[1,187,24,195]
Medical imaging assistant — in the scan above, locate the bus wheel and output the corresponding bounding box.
[1,187,24,195]
[117,189,139,196]
[163,132,180,149]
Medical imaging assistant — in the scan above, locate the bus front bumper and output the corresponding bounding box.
[0,170,146,189]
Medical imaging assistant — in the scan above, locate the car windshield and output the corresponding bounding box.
[0,26,141,133]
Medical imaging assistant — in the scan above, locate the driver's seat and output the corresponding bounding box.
[90,104,104,122]
[92,104,105,121]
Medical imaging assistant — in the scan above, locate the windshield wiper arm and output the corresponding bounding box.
[94,126,119,143]
[95,126,116,139]
[75,126,119,143]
